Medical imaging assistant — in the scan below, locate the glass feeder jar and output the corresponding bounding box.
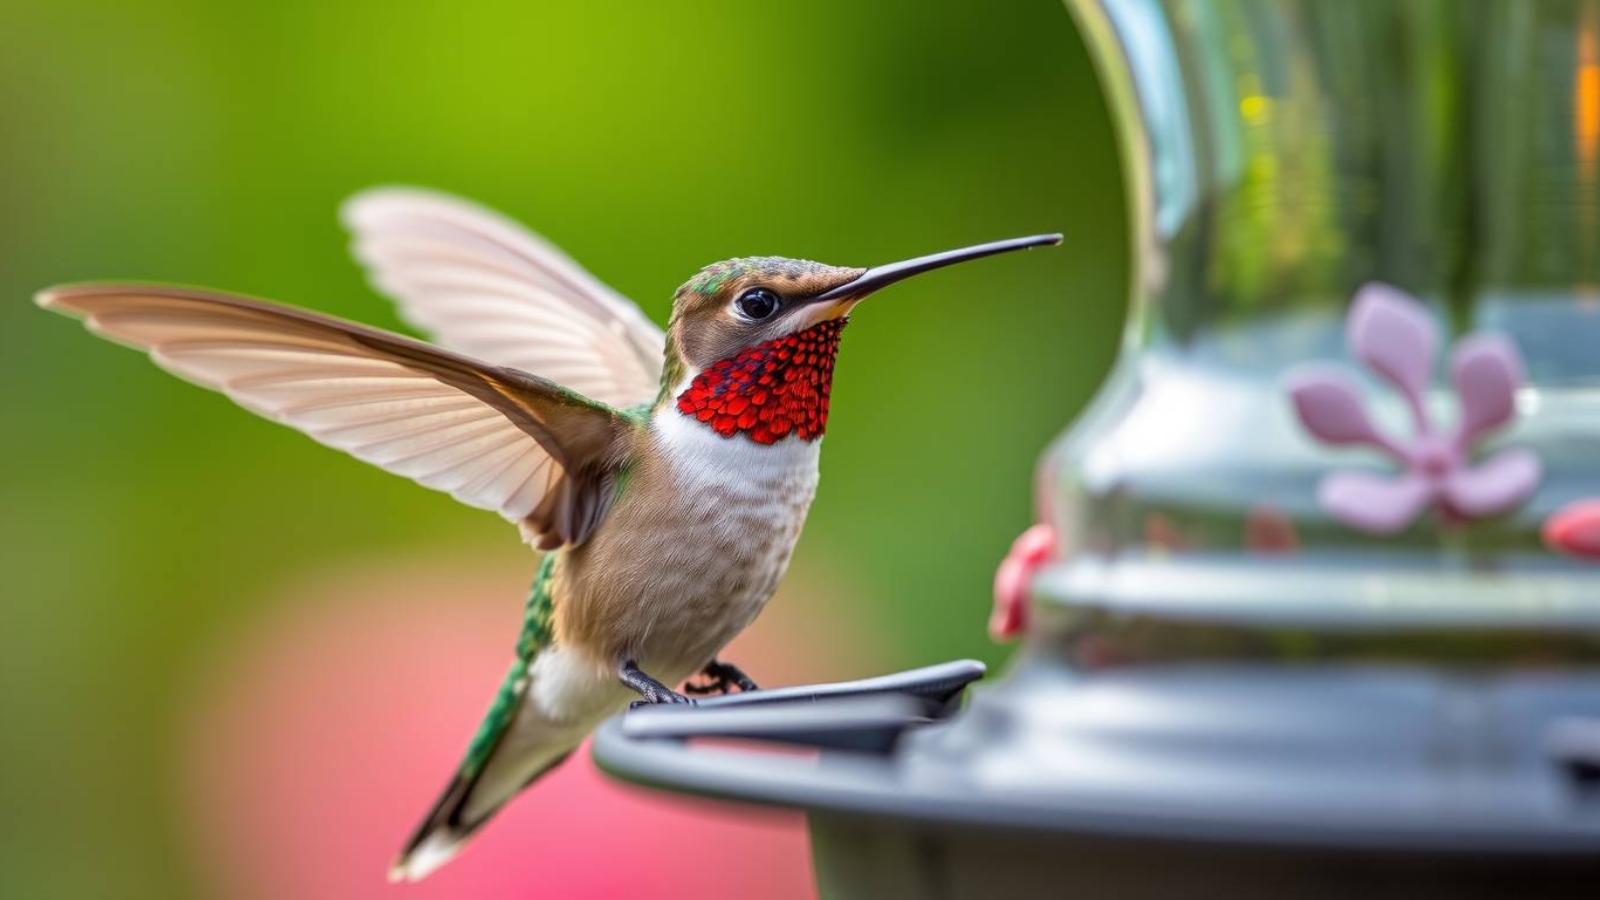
[1036,0,1600,659]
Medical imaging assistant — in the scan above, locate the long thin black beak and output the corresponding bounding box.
[810,233,1062,304]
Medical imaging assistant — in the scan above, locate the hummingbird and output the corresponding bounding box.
[36,188,1059,880]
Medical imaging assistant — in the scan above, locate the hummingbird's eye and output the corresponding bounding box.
[733,287,781,322]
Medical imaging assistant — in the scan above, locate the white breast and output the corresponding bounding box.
[653,406,821,493]
[643,408,821,670]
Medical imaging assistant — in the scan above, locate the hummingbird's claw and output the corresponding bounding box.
[628,693,695,710]
[685,658,760,695]
[626,689,695,709]
[619,659,698,708]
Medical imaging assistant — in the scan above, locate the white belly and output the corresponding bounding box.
[636,409,820,675]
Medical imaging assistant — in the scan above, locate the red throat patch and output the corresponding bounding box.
[675,318,848,444]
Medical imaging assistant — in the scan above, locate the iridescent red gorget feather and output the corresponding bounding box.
[675,318,847,444]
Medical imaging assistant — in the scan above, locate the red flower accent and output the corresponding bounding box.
[1543,500,1600,559]
[676,319,846,444]
[991,524,1059,641]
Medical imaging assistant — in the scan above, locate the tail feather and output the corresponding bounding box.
[389,646,617,882]
[388,749,573,882]
[388,777,477,883]
[388,656,541,883]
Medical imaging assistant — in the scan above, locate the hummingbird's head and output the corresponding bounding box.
[664,257,865,375]
[659,235,1061,442]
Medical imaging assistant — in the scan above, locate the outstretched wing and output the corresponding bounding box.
[37,284,636,549]
[341,187,665,410]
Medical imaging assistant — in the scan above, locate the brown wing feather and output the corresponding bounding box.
[37,283,636,547]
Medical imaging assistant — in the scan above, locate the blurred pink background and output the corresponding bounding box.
[180,557,872,898]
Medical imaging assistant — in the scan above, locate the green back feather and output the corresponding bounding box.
[461,552,559,779]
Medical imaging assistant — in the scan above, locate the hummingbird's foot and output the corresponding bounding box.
[684,658,760,696]
[619,660,695,708]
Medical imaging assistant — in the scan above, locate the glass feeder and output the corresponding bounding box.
[594,3,1600,897]
[1041,0,1600,649]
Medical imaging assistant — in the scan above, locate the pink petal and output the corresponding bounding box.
[1320,470,1434,534]
[1348,283,1437,407]
[990,524,1058,642]
[1286,364,1386,447]
[1543,500,1600,559]
[1450,333,1526,446]
[1442,447,1541,517]
[1013,522,1059,567]
[989,558,1029,641]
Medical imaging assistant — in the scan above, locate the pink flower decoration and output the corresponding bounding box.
[1544,500,1600,559]
[1286,283,1541,535]
[991,523,1058,641]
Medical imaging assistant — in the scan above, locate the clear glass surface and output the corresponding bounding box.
[1046,0,1600,632]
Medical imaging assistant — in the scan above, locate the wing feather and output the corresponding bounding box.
[38,284,634,548]
[342,188,665,410]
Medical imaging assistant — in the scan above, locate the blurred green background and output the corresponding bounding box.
[0,0,1124,896]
